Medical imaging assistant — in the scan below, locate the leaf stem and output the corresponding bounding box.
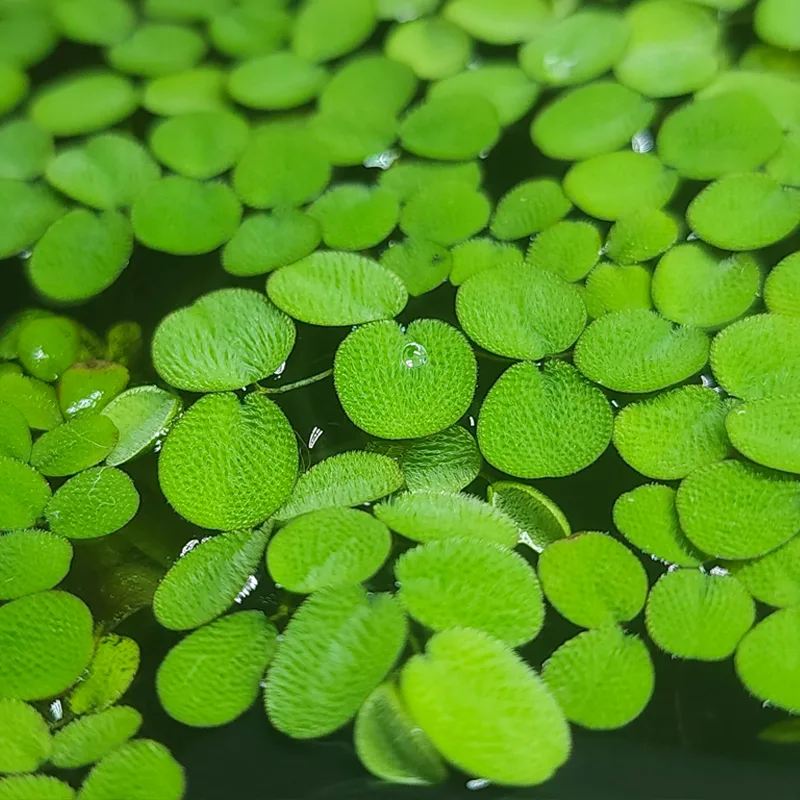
[257,368,333,395]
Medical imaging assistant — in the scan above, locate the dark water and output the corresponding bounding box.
[4,14,800,800]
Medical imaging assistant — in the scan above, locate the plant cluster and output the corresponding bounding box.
[0,0,799,797]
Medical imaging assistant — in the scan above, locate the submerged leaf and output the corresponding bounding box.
[68,634,140,715]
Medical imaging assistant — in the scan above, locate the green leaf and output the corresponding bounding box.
[227,52,328,110]
[107,22,206,77]
[378,0,440,20]
[478,361,612,479]
[613,385,730,480]
[583,262,652,317]
[450,236,522,285]
[268,508,390,593]
[58,361,129,420]
[31,415,118,477]
[0,590,94,700]
[374,491,518,547]
[0,10,57,69]
[233,123,331,209]
[67,634,140,715]
[457,263,585,359]
[131,176,241,255]
[152,288,294,393]
[51,707,142,769]
[564,151,679,221]
[222,210,321,277]
[0,120,52,181]
[384,17,472,80]
[400,426,480,493]
[612,484,704,567]
[265,585,407,738]
[605,209,678,265]
[676,459,800,560]
[0,66,28,116]
[267,251,406,326]
[0,530,72,600]
[103,323,142,370]
[0,374,62,431]
[142,66,227,115]
[30,71,137,137]
[543,626,654,729]
[101,386,181,467]
[429,62,538,126]
[354,682,447,786]
[0,776,74,800]
[0,699,51,773]
[307,184,399,251]
[401,627,570,785]
[16,316,79,384]
[487,481,570,553]
[575,309,710,393]
[153,527,269,630]
[657,92,782,180]
[538,532,648,628]
[380,238,451,296]
[520,8,630,87]
[646,568,754,660]
[766,131,800,188]
[307,106,397,168]
[334,319,477,439]
[157,611,277,727]
[710,313,800,399]
[726,397,800,474]
[0,180,64,259]
[729,535,800,609]
[765,252,800,317]
[28,209,133,303]
[443,0,550,44]
[755,0,800,52]
[490,179,571,241]
[526,220,601,282]
[0,401,30,462]
[275,451,403,521]
[396,536,544,645]
[76,740,185,800]
[148,111,249,180]
[292,0,376,63]
[158,393,297,530]
[399,179,492,247]
[758,718,800,744]
[45,466,139,540]
[400,95,500,161]
[0,457,50,532]
[144,0,227,20]
[379,158,481,202]
[531,81,655,161]
[54,0,135,46]
[208,2,291,59]
[614,0,720,98]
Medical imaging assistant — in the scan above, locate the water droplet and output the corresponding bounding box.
[467,778,491,791]
[631,130,654,154]
[401,342,428,369]
[364,149,399,170]
[544,54,576,82]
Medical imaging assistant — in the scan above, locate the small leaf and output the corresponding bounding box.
[374,491,518,547]
[54,0,135,46]
[729,535,800,609]
[396,537,544,645]
[76,740,185,800]
[477,361,612,479]
[526,220,601,282]
[0,699,51,773]
[292,0,376,63]
[143,66,227,115]
[265,585,407,738]
[131,175,241,255]
[31,415,118,477]
[575,309,710,393]
[57,361,129,420]
[0,180,65,259]
[0,530,72,600]
[487,481,570,553]
[50,707,142,769]
[605,209,678,265]
[0,119,52,181]
[765,252,800,317]
[0,10,57,69]
[355,682,447,786]
[538,532,648,628]
[0,65,27,116]
[334,319,476,439]
[490,178,572,241]
[612,484,704,567]
[726,397,800,475]
[443,0,549,44]
[157,611,277,727]
[0,776,74,800]
[0,401,31,462]
[450,236,522,286]
[68,634,140,715]
[384,17,472,80]
[307,105,397,168]
[0,374,62,431]
[754,0,800,51]
[380,238,451,296]
[758,718,800,745]
[275,451,403,522]
[543,626,654,729]
[401,426,480,493]
[208,1,290,58]
[379,158,481,202]
[0,590,94,700]
[401,628,570,786]
[153,527,269,630]
[583,262,652,317]
[676,460,800,560]
[107,22,206,78]
[457,263,586,359]
[0,457,51,532]
[45,466,139,540]
[227,52,328,110]
[646,568,755,660]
